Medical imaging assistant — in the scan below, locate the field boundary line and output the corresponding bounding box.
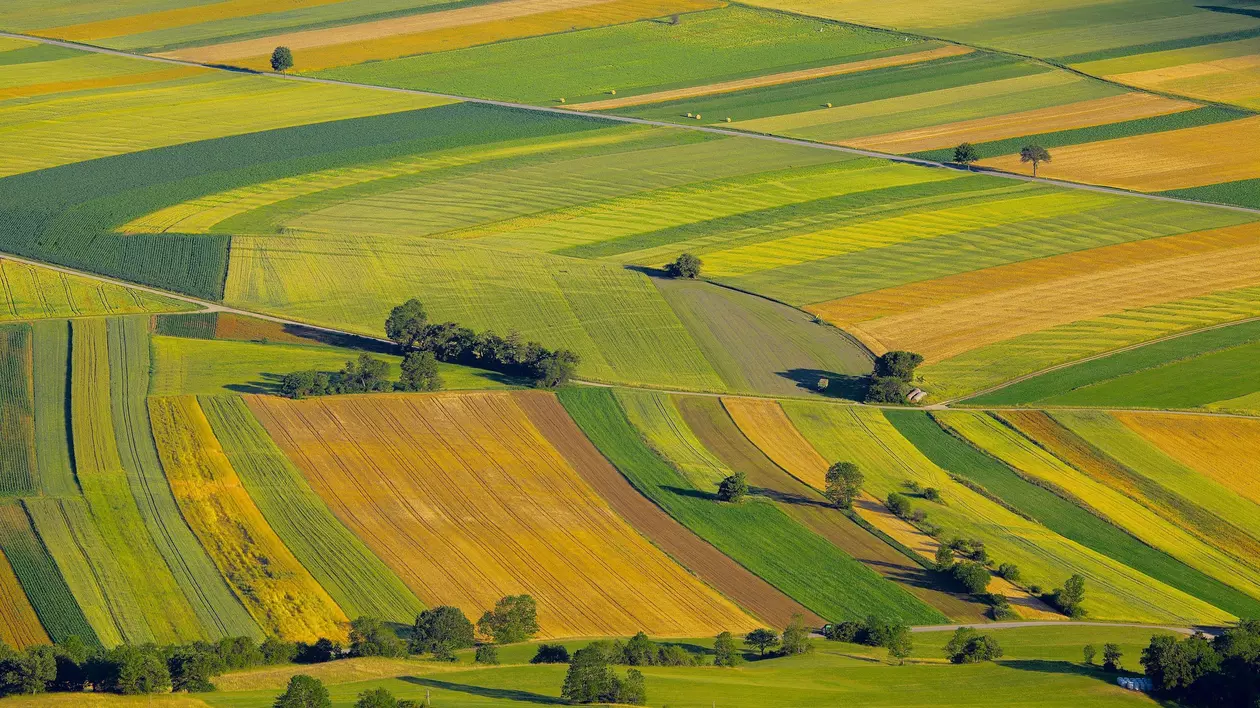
[909,620,1216,635]
[2,31,1260,217]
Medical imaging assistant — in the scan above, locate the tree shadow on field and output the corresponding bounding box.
[663,485,719,501]
[625,264,673,279]
[400,677,566,705]
[225,372,287,395]
[1197,5,1260,20]
[777,369,868,400]
[748,485,831,508]
[1000,660,1153,688]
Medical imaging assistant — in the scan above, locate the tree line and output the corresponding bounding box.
[1140,619,1260,706]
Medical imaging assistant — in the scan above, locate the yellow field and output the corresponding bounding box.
[980,115,1260,190]
[160,0,721,71]
[847,92,1196,154]
[0,65,207,102]
[702,189,1112,278]
[806,223,1260,360]
[149,395,348,643]
[0,37,35,52]
[0,548,49,648]
[781,402,1232,623]
[1114,413,1260,507]
[567,44,973,111]
[0,258,190,321]
[721,397,830,488]
[1207,390,1260,415]
[1077,38,1260,110]
[247,391,757,638]
[35,0,346,41]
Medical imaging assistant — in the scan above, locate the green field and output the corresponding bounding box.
[0,325,36,496]
[888,410,1260,618]
[0,501,98,646]
[317,6,920,104]
[31,321,77,497]
[200,395,424,624]
[558,387,945,624]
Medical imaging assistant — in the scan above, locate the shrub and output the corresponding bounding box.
[474,645,499,665]
[934,545,955,571]
[944,628,1003,664]
[780,614,814,656]
[274,675,330,708]
[355,688,396,708]
[531,644,571,664]
[1083,644,1096,665]
[885,492,912,518]
[922,487,941,503]
[349,617,406,658]
[823,621,863,643]
[717,471,748,503]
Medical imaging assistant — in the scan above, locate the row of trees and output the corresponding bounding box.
[386,299,579,388]
[1140,620,1260,706]
[952,142,1052,177]
[280,351,441,399]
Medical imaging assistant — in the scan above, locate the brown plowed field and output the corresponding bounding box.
[515,390,815,628]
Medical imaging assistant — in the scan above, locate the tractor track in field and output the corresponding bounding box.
[3,30,1260,217]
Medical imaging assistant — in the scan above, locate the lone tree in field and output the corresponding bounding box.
[824,461,863,509]
[713,632,742,667]
[274,675,330,708]
[1103,643,1123,672]
[1083,644,1096,665]
[1020,144,1051,177]
[667,252,702,279]
[717,471,748,503]
[953,142,979,169]
[477,595,539,644]
[410,606,475,657]
[780,614,814,656]
[271,46,294,72]
[744,628,780,657]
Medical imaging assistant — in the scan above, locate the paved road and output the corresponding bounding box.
[3,30,1260,217]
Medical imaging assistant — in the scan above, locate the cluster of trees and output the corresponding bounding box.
[274,677,430,708]
[716,470,748,502]
[1049,574,1087,618]
[1140,620,1260,706]
[386,299,580,388]
[825,461,863,509]
[280,351,441,399]
[865,351,924,403]
[944,627,1003,664]
[1082,642,1124,672]
[667,253,702,279]
[744,615,814,659]
[824,615,913,664]
[952,142,1051,178]
[407,595,540,661]
[561,645,646,705]
[535,633,702,668]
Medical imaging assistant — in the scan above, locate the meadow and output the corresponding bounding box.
[247,391,756,638]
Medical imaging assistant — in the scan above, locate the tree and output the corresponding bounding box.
[1019,144,1051,177]
[1102,643,1123,672]
[477,595,539,644]
[885,630,913,665]
[885,492,912,518]
[349,617,406,658]
[280,370,331,399]
[780,614,814,656]
[475,645,499,665]
[824,461,863,509]
[531,350,579,388]
[744,628,780,657]
[335,355,391,393]
[717,471,748,503]
[1083,644,1096,665]
[218,636,263,670]
[561,645,615,703]
[996,563,1021,583]
[260,637,297,665]
[944,628,1003,664]
[952,561,992,595]
[1052,574,1087,618]
[270,46,294,72]
[167,647,223,693]
[396,351,442,392]
[874,351,924,381]
[667,253,702,279]
[274,675,331,708]
[922,486,941,503]
[355,688,397,708]
[411,607,475,656]
[0,646,56,696]
[934,544,955,571]
[953,142,979,169]
[385,298,429,349]
[101,645,171,695]
[617,669,646,705]
[713,632,741,667]
[530,644,570,664]
[865,376,909,403]
[295,638,340,664]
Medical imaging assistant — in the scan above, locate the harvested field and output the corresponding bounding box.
[808,223,1260,361]
[0,501,98,646]
[201,395,424,624]
[150,395,348,642]
[161,0,716,70]
[716,397,984,621]
[31,321,76,497]
[893,410,1260,619]
[0,547,47,648]
[847,92,1197,154]
[782,402,1229,624]
[248,391,754,638]
[979,115,1260,190]
[0,325,36,497]
[568,45,974,110]
[1078,38,1260,110]
[515,391,808,627]
[563,387,942,624]
[1116,414,1260,507]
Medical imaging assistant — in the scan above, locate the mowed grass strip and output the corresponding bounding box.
[0,545,48,648]
[0,501,98,646]
[107,318,260,640]
[710,397,979,621]
[0,325,37,496]
[562,387,943,624]
[249,391,756,638]
[31,321,77,497]
[1116,413,1260,507]
[151,395,349,642]
[201,395,424,624]
[782,402,1228,624]
[929,410,1260,617]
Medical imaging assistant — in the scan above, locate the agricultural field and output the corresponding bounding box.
[0,501,98,646]
[247,391,757,638]
[0,546,46,648]
[0,324,36,497]
[1116,413,1260,506]
[0,259,191,322]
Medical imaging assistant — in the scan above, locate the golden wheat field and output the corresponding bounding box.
[847,92,1197,154]
[979,115,1260,190]
[246,391,758,639]
[1114,413,1260,508]
[33,0,346,41]
[721,397,831,489]
[807,223,1260,360]
[149,395,348,643]
[567,44,974,110]
[0,548,48,648]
